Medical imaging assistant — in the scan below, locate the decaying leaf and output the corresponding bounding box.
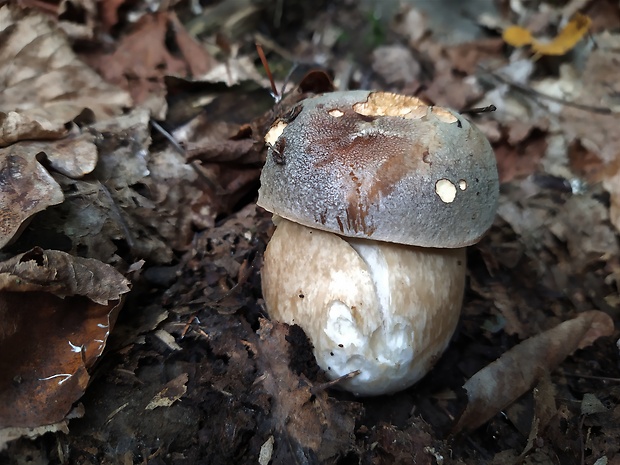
[0,248,130,305]
[0,4,133,250]
[0,5,131,124]
[503,13,592,56]
[561,33,620,234]
[26,110,185,263]
[363,422,436,465]
[0,146,64,249]
[90,11,216,108]
[0,405,83,452]
[145,373,189,410]
[453,310,614,433]
[255,319,359,463]
[0,248,130,433]
[0,110,69,148]
[25,131,98,178]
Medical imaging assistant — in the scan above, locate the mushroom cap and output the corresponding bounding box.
[258,90,499,248]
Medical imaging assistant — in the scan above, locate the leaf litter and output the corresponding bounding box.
[0,1,619,464]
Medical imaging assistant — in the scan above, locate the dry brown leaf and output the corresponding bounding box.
[446,38,505,75]
[26,131,98,178]
[99,0,127,31]
[0,110,68,148]
[453,310,614,432]
[371,44,421,86]
[0,294,122,429]
[145,373,189,410]
[168,12,216,77]
[420,42,483,110]
[548,195,619,270]
[0,248,129,430]
[255,319,359,463]
[561,33,620,234]
[91,11,216,106]
[0,146,64,249]
[0,404,82,450]
[0,247,130,304]
[0,5,131,124]
[494,132,547,183]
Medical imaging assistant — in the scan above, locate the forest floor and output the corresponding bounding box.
[1,0,619,464]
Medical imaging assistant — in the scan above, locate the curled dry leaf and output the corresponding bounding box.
[25,131,98,178]
[0,247,130,304]
[453,310,614,433]
[0,248,130,431]
[0,146,64,249]
[255,319,359,463]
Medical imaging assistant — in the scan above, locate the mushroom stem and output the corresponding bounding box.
[262,218,466,396]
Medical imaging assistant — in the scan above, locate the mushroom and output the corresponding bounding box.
[258,91,499,396]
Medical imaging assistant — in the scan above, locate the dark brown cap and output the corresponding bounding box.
[258,91,499,248]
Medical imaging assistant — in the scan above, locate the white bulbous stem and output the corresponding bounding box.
[261,218,466,396]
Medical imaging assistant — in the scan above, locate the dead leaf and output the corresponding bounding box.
[24,109,191,263]
[548,195,619,270]
[168,12,216,77]
[503,13,592,56]
[99,0,127,31]
[494,131,547,183]
[90,11,216,107]
[0,5,131,123]
[453,310,614,432]
[145,373,189,410]
[420,41,483,110]
[0,110,68,148]
[0,248,129,430]
[26,130,98,178]
[0,146,64,249]
[255,319,359,463]
[532,13,591,56]
[561,32,620,234]
[371,44,421,86]
[0,293,122,430]
[0,404,82,450]
[446,38,505,75]
[0,247,130,305]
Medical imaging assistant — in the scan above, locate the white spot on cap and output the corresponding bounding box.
[435,179,457,203]
[459,179,467,190]
[329,109,344,117]
[264,120,288,146]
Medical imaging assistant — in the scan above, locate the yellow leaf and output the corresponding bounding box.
[531,13,591,56]
[502,13,592,56]
[502,26,534,47]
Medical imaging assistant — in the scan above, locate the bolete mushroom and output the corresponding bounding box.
[258,90,499,396]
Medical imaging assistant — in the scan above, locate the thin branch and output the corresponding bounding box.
[256,42,279,102]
